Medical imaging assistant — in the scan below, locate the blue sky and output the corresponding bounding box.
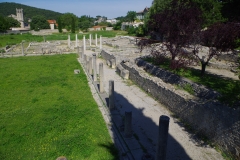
[1,0,153,19]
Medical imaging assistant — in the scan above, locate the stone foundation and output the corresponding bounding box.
[100,49,240,159]
[121,61,240,159]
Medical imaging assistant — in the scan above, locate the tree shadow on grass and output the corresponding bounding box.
[98,143,119,160]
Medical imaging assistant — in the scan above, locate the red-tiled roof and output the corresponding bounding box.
[47,20,56,24]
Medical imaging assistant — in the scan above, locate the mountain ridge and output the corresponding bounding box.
[0,2,63,20]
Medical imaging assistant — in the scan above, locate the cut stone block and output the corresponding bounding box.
[74,69,80,74]
[110,59,116,69]
[122,70,129,79]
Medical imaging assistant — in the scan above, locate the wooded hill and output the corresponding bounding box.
[0,2,63,21]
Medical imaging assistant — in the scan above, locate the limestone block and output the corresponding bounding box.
[107,60,111,66]
[122,70,129,79]
[110,59,116,69]
[116,64,123,75]
[74,69,80,74]
[56,156,67,160]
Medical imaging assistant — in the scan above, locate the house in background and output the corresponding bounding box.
[136,7,149,20]
[106,19,117,24]
[47,20,57,30]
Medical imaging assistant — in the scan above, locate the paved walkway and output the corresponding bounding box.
[78,48,224,160]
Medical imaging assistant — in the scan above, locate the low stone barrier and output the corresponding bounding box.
[135,57,220,100]
[100,49,240,158]
[116,64,129,79]
[121,61,240,159]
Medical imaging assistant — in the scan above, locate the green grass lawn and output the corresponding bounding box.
[0,54,118,160]
[0,30,128,48]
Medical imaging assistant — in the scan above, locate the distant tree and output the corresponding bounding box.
[30,15,49,31]
[61,13,78,31]
[0,15,9,32]
[5,17,20,27]
[126,11,136,22]
[135,24,145,37]
[79,15,94,32]
[98,21,112,27]
[57,17,62,33]
[127,26,136,35]
[71,16,75,33]
[115,16,126,22]
[113,21,122,30]
[96,15,101,19]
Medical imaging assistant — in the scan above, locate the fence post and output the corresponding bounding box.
[109,80,114,110]
[99,63,104,93]
[75,34,78,47]
[100,35,102,49]
[21,42,24,56]
[88,57,92,75]
[124,111,132,138]
[83,35,86,51]
[89,34,92,46]
[68,34,70,47]
[92,53,97,81]
[77,46,80,58]
[95,34,98,46]
[156,115,170,160]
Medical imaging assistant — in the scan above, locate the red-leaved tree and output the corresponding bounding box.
[137,0,202,69]
[192,22,240,76]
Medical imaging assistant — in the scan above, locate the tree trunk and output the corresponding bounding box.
[201,62,207,76]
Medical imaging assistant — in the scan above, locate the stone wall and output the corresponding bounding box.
[100,50,115,61]
[121,61,240,159]
[135,58,220,100]
[100,49,128,66]
[100,50,240,158]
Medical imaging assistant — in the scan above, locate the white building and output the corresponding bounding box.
[106,19,117,24]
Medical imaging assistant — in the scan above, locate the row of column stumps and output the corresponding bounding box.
[108,80,170,159]
[4,33,101,57]
[68,34,102,48]
[55,116,169,160]
[78,35,170,160]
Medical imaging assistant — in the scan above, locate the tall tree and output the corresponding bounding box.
[61,13,78,31]
[5,17,20,28]
[193,22,240,76]
[79,15,94,31]
[71,16,75,33]
[149,0,202,60]
[0,15,9,32]
[149,0,172,15]
[30,15,50,31]
[149,0,224,28]
[57,17,62,33]
[126,11,136,22]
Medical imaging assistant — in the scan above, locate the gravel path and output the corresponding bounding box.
[81,48,224,159]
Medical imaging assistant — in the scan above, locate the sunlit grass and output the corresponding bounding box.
[0,54,118,160]
[0,30,128,47]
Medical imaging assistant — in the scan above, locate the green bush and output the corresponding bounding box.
[127,26,136,35]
